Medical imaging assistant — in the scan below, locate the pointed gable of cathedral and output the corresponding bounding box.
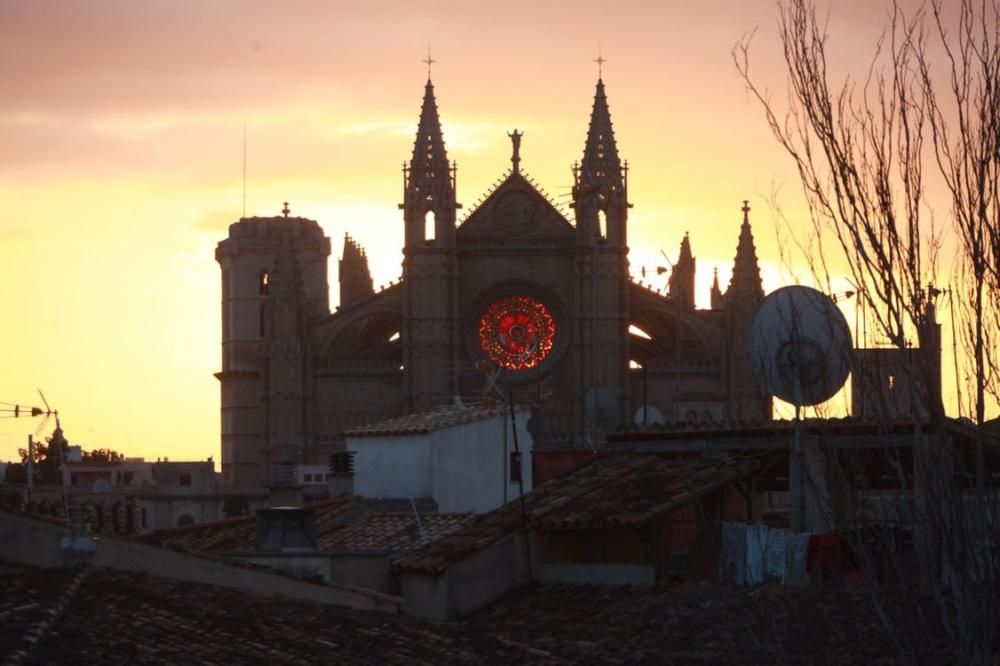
[457,170,574,243]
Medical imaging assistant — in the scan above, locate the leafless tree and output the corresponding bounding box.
[735,1,1000,663]
[918,0,1000,461]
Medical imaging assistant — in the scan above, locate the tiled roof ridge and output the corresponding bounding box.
[344,403,526,437]
[138,495,360,544]
[4,567,89,665]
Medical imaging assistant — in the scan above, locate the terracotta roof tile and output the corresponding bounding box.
[343,404,517,437]
[138,496,359,554]
[16,565,908,664]
[395,455,758,574]
[321,513,476,552]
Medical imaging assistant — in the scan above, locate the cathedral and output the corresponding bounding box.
[215,75,771,486]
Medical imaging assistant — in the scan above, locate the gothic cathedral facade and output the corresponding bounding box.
[216,77,771,486]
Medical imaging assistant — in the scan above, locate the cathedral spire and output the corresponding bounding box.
[668,232,696,309]
[339,234,374,308]
[409,80,451,187]
[574,76,628,246]
[726,200,764,303]
[403,78,457,248]
[710,266,724,309]
[579,78,623,186]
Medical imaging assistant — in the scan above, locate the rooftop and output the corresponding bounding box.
[324,512,475,553]
[343,404,518,437]
[8,562,908,664]
[138,496,359,554]
[138,497,475,556]
[396,454,758,574]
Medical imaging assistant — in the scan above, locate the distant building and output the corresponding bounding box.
[216,74,771,486]
[852,299,943,419]
[3,458,239,532]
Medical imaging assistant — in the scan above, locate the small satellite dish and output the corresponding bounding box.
[633,405,665,426]
[92,479,112,494]
[583,385,621,430]
[748,286,852,406]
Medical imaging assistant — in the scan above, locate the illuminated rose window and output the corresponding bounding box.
[478,296,556,371]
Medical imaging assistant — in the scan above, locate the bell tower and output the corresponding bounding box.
[400,69,460,412]
[215,209,330,486]
[572,70,631,442]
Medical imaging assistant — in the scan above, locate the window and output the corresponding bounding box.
[888,374,896,390]
[259,304,266,338]
[141,508,147,528]
[259,270,270,296]
[179,473,192,487]
[478,295,556,371]
[303,473,313,483]
[424,210,436,243]
[597,210,607,239]
[509,452,522,482]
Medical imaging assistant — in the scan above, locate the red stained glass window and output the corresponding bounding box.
[478,296,556,370]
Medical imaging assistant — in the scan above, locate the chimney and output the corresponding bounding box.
[268,461,304,507]
[61,504,97,568]
[255,507,317,552]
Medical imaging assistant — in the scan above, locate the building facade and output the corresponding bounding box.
[216,76,771,485]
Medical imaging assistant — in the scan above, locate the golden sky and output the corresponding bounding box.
[2,0,962,463]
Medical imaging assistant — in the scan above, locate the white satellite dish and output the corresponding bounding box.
[748,286,852,407]
[633,405,665,426]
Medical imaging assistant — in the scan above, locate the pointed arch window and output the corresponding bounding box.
[597,210,607,240]
[259,303,266,338]
[424,210,436,244]
[259,271,270,296]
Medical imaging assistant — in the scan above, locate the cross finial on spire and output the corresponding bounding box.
[741,199,750,223]
[594,46,607,79]
[423,46,436,80]
[282,201,290,217]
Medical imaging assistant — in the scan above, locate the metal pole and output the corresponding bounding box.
[508,391,533,583]
[791,406,803,532]
[27,434,34,502]
[643,364,648,425]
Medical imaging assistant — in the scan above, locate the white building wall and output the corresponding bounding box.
[430,411,532,513]
[347,434,432,500]
[346,410,533,514]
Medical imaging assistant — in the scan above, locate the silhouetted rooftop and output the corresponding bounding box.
[8,562,909,664]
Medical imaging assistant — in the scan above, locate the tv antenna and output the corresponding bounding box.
[2,389,61,501]
[748,286,852,530]
[2,388,59,439]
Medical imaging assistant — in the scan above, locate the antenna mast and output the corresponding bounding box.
[242,122,247,218]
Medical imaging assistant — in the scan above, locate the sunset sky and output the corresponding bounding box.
[1,0,964,464]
